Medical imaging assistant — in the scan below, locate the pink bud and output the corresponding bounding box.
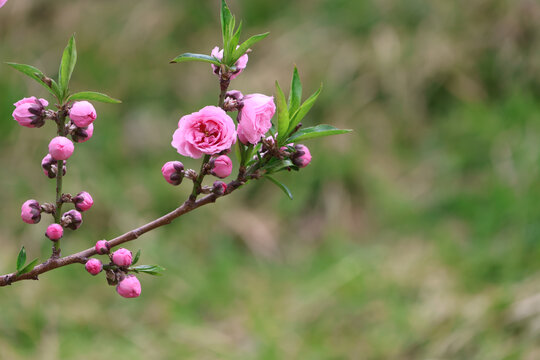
[73,191,93,212]
[72,123,94,143]
[112,248,132,267]
[161,161,185,185]
[61,210,82,230]
[95,240,110,254]
[69,101,97,127]
[45,224,63,240]
[21,199,41,224]
[116,275,141,298]
[210,155,232,178]
[41,154,66,179]
[211,46,249,80]
[292,144,312,168]
[212,181,227,196]
[12,97,48,128]
[85,258,103,276]
[48,136,74,160]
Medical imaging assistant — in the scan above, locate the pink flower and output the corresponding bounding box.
[41,154,66,179]
[45,224,63,240]
[12,97,48,128]
[61,210,82,230]
[292,144,312,168]
[95,240,110,254]
[112,248,132,267]
[69,101,96,127]
[161,161,185,185]
[85,258,103,276]
[72,123,94,143]
[48,136,74,160]
[21,200,41,224]
[171,106,236,159]
[237,94,275,144]
[211,46,249,80]
[210,155,233,178]
[116,275,141,298]
[0,0,7,9]
[73,191,93,212]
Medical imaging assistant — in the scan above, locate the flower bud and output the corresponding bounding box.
[85,258,103,276]
[48,136,74,161]
[45,223,63,241]
[69,101,97,127]
[95,240,110,254]
[209,155,232,178]
[212,181,227,196]
[291,144,312,168]
[12,97,48,128]
[112,248,132,267]
[61,209,82,230]
[116,275,141,298]
[161,161,185,186]
[71,123,94,143]
[73,191,94,212]
[41,154,67,179]
[211,46,249,80]
[21,199,41,224]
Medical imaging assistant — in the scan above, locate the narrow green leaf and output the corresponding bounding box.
[287,84,323,134]
[130,265,166,276]
[287,124,352,142]
[275,81,290,143]
[228,20,243,63]
[263,158,296,174]
[266,176,293,200]
[18,258,39,276]
[68,91,121,104]
[6,62,60,99]
[58,34,77,98]
[233,32,270,63]
[16,246,26,272]
[220,0,233,58]
[170,53,222,66]
[132,250,141,266]
[288,67,302,115]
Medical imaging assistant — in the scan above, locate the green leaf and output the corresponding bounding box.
[132,250,141,266]
[220,0,234,61]
[275,81,290,143]
[18,258,39,276]
[232,32,270,63]
[58,34,77,99]
[287,124,352,142]
[288,67,302,115]
[228,20,243,63]
[6,62,61,99]
[287,84,323,134]
[170,53,222,66]
[130,265,166,276]
[16,247,26,272]
[266,176,293,200]
[263,158,296,174]
[68,91,121,104]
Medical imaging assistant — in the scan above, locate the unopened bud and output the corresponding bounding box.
[95,240,110,254]
[291,144,312,168]
[45,223,63,241]
[48,136,74,161]
[112,248,133,267]
[209,155,232,178]
[212,181,227,196]
[21,199,41,224]
[161,161,185,185]
[73,191,94,212]
[71,123,94,143]
[116,275,141,298]
[61,209,82,230]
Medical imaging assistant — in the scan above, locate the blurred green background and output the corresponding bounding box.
[1,0,540,359]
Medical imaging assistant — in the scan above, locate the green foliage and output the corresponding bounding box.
[266,175,293,200]
[58,34,77,100]
[169,53,221,66]
[286,124,352,142]
[68,91,121,104]
[16,246,26,272]
[5,63,61,99]
[130,264,166,276]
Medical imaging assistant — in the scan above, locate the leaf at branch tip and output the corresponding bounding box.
[6,62,61,99]
[233,32,270,62]
[169,53,222,66]
[275,81,290,143]
[132,250,141,266]
[68,91,121,104]
[266,176,293,200]
[58,34,77,99]
[18,258,39,276]
[287,83,323,134]
[286,124,353,142]
[221,0,233,54]
[16,246,26,272]
[288,66,302,115]
[130,265,166,276]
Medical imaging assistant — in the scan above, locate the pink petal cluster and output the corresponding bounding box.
[171,106,236,159]
[210,155,233,178]
[95,240,110,254]
[238,94,276,144]
[69,101,97,127]
[161,161,185,185]
[116,275,141,298]
[45,224,63,240]
[72,123,94,143]
[21,199,41,224]
[292,144,312,168]
[73,191,94,212]
[48,136,74,160]
[12,97,48,128]
[211,46,249,80]
[112,248,132,267]
[85,258,103,275]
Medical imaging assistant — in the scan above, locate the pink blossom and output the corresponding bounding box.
[237,94,275,144]
[72,123,94,143]
[161,161,185,185]
[21,199,41,224]
[85,258,103,276]
[12,97,48,128]
[95,240,110,254]
[292,144,312,168]
[48,136,74,160]
[211,46,249,80]
[73,191,93,212]
[171,106,236,159]
[69,101,96,127]
[210,155,233,178]
[116,275,141,298]
[112,248,132,267]
[45,224,63,240]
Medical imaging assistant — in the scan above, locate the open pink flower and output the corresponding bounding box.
[237,94,275,144]
[171,106,236,159]
[211,46,249,80]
